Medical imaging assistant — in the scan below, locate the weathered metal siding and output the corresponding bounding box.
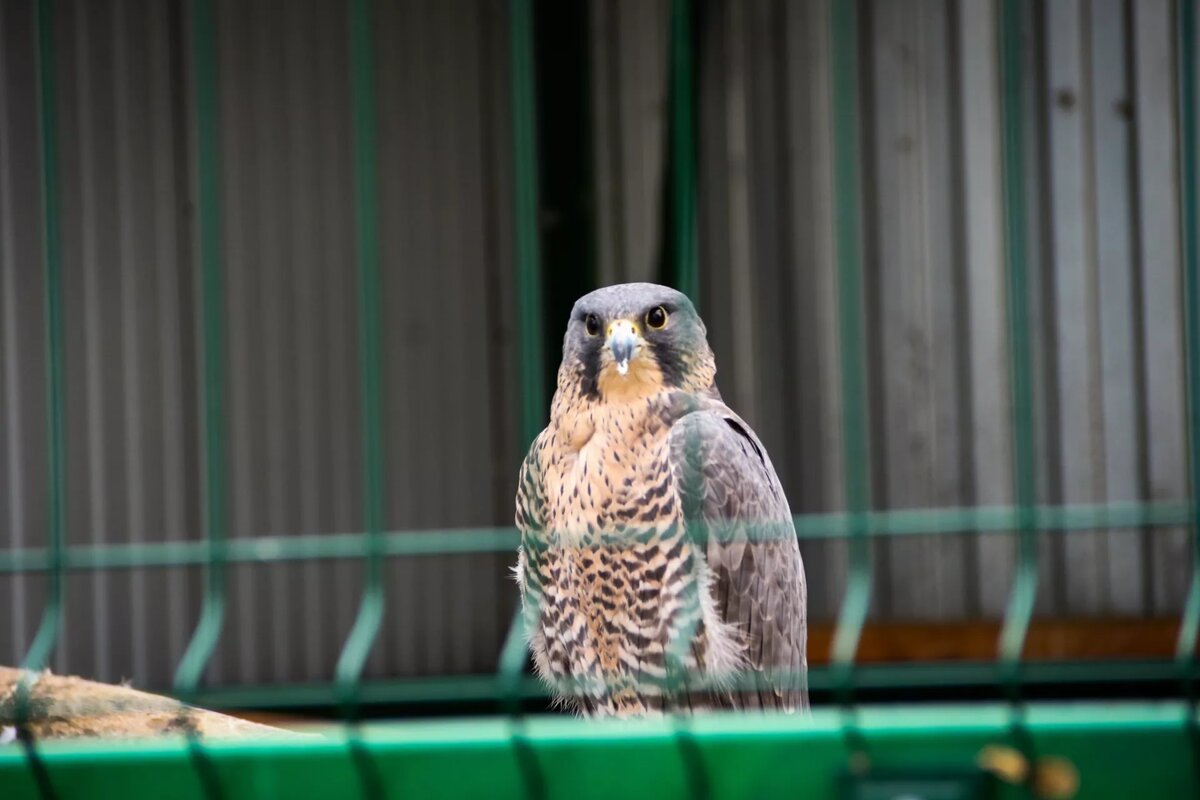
[1,0,53,689]
[1,0,1195,694]
[1,0,205,688]
[0,0,520,689]
[673,0,1191,622]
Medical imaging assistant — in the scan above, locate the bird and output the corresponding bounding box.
[514,283,807,717]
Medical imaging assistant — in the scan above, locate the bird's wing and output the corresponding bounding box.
[514,435,550,663]
[515,430,586,712]
[667,400,808,711]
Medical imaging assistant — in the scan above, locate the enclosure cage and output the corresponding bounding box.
[1,0,1199,797]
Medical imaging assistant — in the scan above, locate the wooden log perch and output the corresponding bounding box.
[0,667,311,742]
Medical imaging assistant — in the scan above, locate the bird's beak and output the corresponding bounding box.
[606,319,641,376]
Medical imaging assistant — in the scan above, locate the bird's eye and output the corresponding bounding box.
[646,306,668,330]
[584,313,601,336]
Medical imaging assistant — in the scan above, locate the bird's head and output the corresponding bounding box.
[557,283,716,405]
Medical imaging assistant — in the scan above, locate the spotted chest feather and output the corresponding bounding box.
[519,392,733,716]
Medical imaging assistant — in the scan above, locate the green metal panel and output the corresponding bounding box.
[1,703,1194,800]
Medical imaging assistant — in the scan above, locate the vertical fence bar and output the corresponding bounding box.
[513,0,544,451]
[173,0,226,797]
[22,0,65,683]
[997,0,1038,773]
[336,0,385,702]
[997,0,1037,686]
[174,0,227,704]
[1177,0,1199,724]
[829,0,871,757]
[497,604,545,799]
[506,1,546,796]
[336,2,385,796]
[667,1,708,796]
[670,0,698,305]
[17,0,65,796]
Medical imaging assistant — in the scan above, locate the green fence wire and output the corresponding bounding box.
[1177,0,1200,775]
[828,0,870,760]
[3,0,1200,797]
[995,0,1042,787]
[336,0,388,797]
[14,0,66,797]
[170,1,227,796]
[512,0,545,452]
[173,0,225,714]
[669,0,698,306]
[500,6,545,797]
[1,502,1192,574]
[666,7,710,797]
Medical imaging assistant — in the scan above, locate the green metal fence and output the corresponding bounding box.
[1,0,1199,797]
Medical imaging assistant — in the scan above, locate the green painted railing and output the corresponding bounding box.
[3,704,1195,800]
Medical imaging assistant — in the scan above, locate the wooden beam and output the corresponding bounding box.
[0,667,308,741]
[808,618,1179,664]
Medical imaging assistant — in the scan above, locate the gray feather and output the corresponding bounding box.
[667,397,809,711]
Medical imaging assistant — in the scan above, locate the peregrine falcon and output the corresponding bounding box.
[514,283,808,717]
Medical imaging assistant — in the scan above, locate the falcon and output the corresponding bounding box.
[514,283,807,717]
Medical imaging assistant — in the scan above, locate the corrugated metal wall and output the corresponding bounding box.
[595,0,1193,622]
[1,0,519,689]
[1,0,1195,692]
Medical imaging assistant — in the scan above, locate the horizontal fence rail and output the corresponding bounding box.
[0,502,1193,574]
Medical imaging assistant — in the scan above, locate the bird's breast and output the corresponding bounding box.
[531,400,710,711]
[544,401,670,541]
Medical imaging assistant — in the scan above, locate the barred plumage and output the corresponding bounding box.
[515,283,807,716]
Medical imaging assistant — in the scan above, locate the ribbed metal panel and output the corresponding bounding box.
[0,0,1194,694]
[0,0,52,687]
[678,0,1191,621]
[1,0,519,690]
[1,0,204,687]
